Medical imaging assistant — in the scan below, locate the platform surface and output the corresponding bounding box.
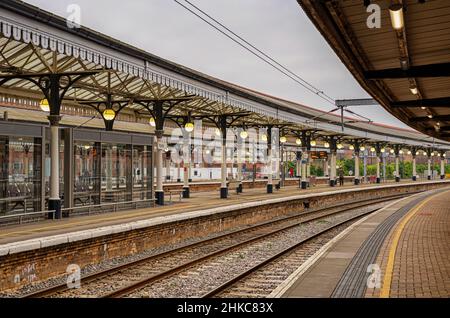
[366,189,450,298]
[0,180,446,249]
[281,187,450,298]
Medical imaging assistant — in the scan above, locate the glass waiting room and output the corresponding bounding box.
[0,121,154,217]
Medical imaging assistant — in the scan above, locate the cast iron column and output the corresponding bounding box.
[296,150,302,188]
[354,142,360,185]
[426,149,432,180]
[182,129,190,198]
[154,101,165,205]
[440,151,446,179]
[394,145,400,182]
[48,115,61,218]
[266,126,273,194]
[301,150,307,189]
[329,138,337,187]
[375,144,381,184]
[220,116,228,199]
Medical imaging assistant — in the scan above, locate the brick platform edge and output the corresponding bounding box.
[0,181,449,292]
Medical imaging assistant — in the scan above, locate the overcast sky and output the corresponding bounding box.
[24,0,410,128]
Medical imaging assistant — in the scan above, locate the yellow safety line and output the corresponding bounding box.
[379,190,448,298]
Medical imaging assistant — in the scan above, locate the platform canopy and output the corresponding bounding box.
[298,0,450,142]
[0,0,449,150]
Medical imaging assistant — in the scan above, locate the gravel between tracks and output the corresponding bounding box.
[123,202,388,298]
[1,199,389,298]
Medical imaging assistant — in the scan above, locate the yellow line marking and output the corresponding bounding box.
[379,190,449,298]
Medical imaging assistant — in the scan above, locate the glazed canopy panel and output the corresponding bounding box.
[0,0,449,149]
[298,0,450,142]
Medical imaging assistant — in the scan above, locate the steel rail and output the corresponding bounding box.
[201,207,380,298]
[23,191,418,298]
[102,195,411,298]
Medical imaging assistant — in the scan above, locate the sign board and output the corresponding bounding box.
[310,151,328,159]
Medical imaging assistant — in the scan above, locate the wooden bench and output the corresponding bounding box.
[0,196,29,212]
[167,189,184,204]
[274,179,281,190]
[227,180,240,194]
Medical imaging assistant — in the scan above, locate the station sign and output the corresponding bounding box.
[310,151,328,159]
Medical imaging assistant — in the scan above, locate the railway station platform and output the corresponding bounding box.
[278,187,450,298]
[0,179,449,293]
[0,179,442,246]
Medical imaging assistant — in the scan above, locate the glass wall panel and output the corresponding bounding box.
[0,136,42,215]
[74,142,100,206]
[133,145,152,200]
[101,143,131,203]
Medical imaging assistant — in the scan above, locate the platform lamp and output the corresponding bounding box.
[260,132,268,142]
[184,113,194,133]
[389,3,405,31]
[239,123,249,140]
[184,122,194,133]
[102,108,116,121]
[39,98,50,112]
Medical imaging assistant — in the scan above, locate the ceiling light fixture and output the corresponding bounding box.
[103,109,116,121]
[389,4,405,30]
[39,99,50,112]
[184,122,194,133]
[409,84,418,95]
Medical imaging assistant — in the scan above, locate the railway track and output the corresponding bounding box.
[202,215,363,298]
[23,192,417,298]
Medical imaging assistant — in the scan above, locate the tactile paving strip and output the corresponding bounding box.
[330,189,445,298]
